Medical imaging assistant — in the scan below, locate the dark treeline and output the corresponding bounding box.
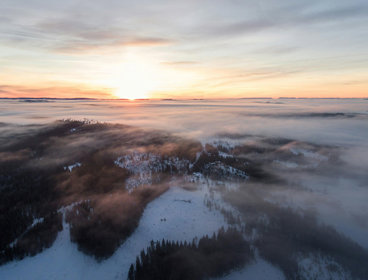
[0,161,63,265]
[0,211,62,264]
[127,227,253,280]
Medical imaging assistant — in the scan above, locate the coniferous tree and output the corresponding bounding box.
[135,256,141,278]
[128,264,135,280]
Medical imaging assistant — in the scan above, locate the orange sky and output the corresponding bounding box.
[0,0,367,99]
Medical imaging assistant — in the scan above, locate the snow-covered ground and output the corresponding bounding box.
[0,186,225,280]
[219,257,285,280]
[298,253,351,280]
[0,181,288,280]
[64,162,81,172]
[114,152,189,191]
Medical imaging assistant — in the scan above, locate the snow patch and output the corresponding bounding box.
[218,151,233,158]
[298,253,351,280]
[211,140,237,151]
[273,160,299,169]
[114,152,189,191]
[64,162,81,172]
[204,161,248,179]
[219,257,285,280]
[290,148,328,161]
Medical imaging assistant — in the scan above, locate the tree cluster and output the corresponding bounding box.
[0,211,62,264]
[127,227,253,280]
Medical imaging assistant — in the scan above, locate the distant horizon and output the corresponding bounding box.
[1,96,368,101]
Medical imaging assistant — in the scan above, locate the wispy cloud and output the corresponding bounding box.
[0,19,172,54]
[53,37,172,53]
[195,4,368,39]
[0,85,113,99]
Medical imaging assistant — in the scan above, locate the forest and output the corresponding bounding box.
[127,227,253,280]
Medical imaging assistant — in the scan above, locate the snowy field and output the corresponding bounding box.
[0,182,288,280]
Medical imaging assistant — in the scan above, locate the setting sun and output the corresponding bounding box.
[112,55,159,100]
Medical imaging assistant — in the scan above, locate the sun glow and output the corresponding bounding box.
[95,50,203,100]
[112,55,159,100]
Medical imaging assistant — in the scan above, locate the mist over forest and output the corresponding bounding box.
[0,98,368,280]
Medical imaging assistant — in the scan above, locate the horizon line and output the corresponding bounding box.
[1,97,367,101]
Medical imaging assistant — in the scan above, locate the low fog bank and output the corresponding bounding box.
[0,98,367,279]
[209,133,368,248]
[1,98,368,146]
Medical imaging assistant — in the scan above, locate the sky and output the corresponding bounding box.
[0,0,367,99]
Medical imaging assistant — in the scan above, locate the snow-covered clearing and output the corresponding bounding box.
[0,186,227,280]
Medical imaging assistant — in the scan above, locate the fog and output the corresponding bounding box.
[1,98,368,279]
[1,98,368,145]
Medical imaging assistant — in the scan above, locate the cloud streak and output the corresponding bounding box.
[195,3,368,39]
[0,85,113,99]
